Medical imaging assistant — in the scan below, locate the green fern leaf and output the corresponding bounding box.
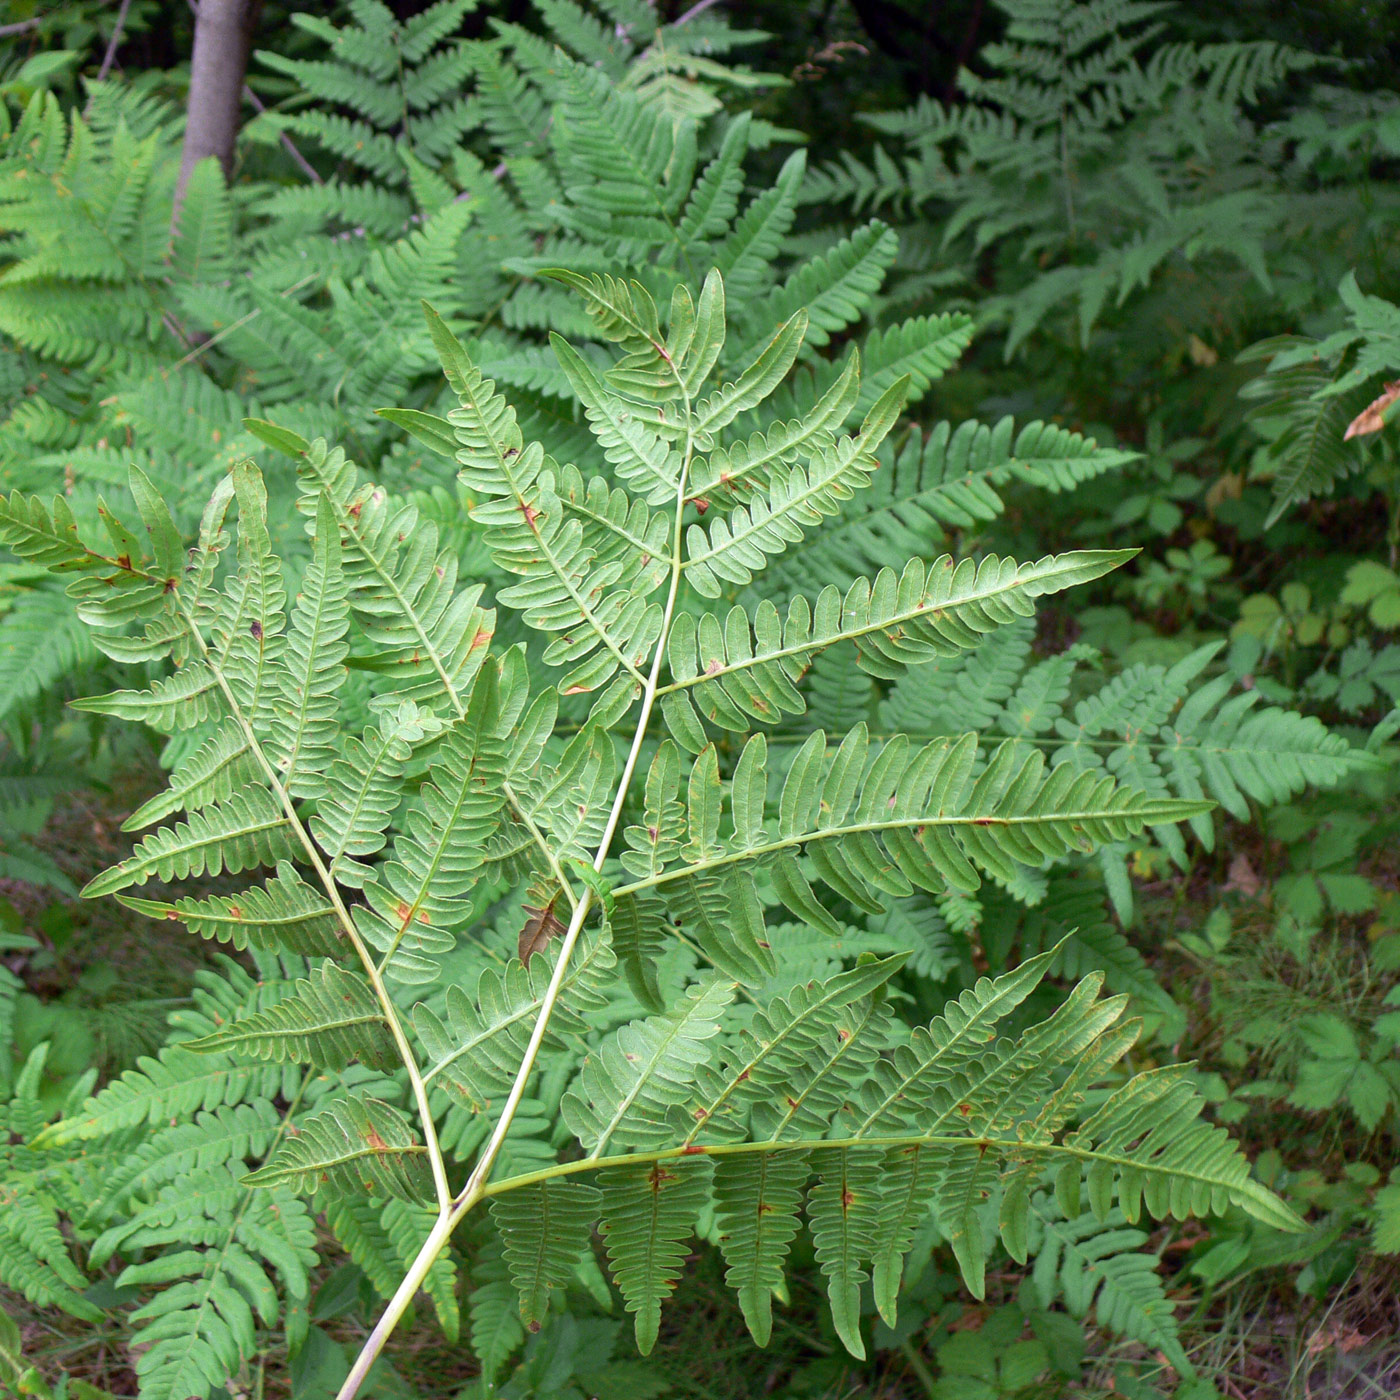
[808,1148,884,1358]
[184,962,395,1072]
[96,1100,282,1212]
[244,1097,435,1204]
[682,377,909,597]
[712,1150,809,1347]
[1032,1203,1189,1373]
[295,437,496,715]
[597,1158,712,1354]
[351,671,506,984]
[563,978,734,1156]
[310,701,437,888]
[118,863,345,957]
[663,550,1130,743]
[0,1191,103,1322]
[81,785,296,899]
[93,1168,315,1400]
[491,1180,602,1331]
[266,496,350,798]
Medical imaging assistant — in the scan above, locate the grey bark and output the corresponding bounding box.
[173,0,261,228]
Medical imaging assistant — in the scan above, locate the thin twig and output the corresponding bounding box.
[241,80,323,184]
[672,0,723,26]
[95,0,133,84]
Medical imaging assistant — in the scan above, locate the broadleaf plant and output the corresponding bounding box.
[0,266,1305,1396]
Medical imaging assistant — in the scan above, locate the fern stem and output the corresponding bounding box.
[608,803,1183,900]
[335,1207,458,1400]
[457,397,697,1205]
[899,1340,939,1398]
[172,592,454,1213]
[338,381,699,1400]
[470,1130,1246,1199]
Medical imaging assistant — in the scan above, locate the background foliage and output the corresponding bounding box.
[1,1,1398,1398]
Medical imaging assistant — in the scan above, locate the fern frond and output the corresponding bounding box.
[184,962,396,1072]
[711,1150,809,1346]
[119,863,345,957]
[597,1158,712,1354]
[615,728,1211,954]
[662,550,1129,744]
[0,1188,103,1321]
[34,1035,292,1148]
[81,785,296,899]
[429,307,662,692]
[1239,333,1375,526]
[244,1097,435,1203]
[96,1101,283,1212]
[809,1148,884,1358]
[491,1180,602,1331]
[0,586,97,719]
[350,675,506,984]
[1031,1202,1188,1371]
[1051,642,1368,858]
[732,221,899,360]
[563,979,735,1156]
[266,497,350,797]
[310,702,436,888]
[92,1167,315,1400]
[760,418,1134,594]
[682,378,908,596]
[293,436,496,714]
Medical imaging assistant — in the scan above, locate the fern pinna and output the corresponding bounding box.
[1,267,1308,1398]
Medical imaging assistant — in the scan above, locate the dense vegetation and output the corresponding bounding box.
[0,2,1397,1397]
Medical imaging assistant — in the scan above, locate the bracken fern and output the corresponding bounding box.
[0,251,1324,1398]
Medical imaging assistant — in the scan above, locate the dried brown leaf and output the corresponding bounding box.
[518,896,565,965]
[1344,380,1400,440]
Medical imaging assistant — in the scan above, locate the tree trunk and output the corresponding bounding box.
[173,0,261,228]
